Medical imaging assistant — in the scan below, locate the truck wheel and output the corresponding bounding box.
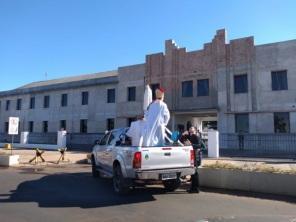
[91,156,100,178]
[113,165,130,194]
[163,179,181,192]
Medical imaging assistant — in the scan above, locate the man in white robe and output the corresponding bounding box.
[126,116,145,146]
[142,88,170,146]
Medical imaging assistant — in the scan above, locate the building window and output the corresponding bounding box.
[6,100,10,111]
[4,122,9,133]
[107,118,114,131]
[80,119,88,133]
[60,120,66,131]
[234,74,248,94]
[274,112,290,133]
[127,87,136,101]
[16,98,22,110]
[44,95,50,108]
[30,97,35,109]
[29,121,34,133]
[182,80,193,97]
[82,91,89,105]
[235,114,249,133]
[107,88,115,103]
[127,117,136,126]
[197,79,209,96]
[61,94,68,107]
[271,70,288,91]
[43,121,48,133]
[150,83,160,100]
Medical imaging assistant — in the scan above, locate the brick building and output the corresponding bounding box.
[0,29,296,150]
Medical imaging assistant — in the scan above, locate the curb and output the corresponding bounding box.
[199,167,296,197]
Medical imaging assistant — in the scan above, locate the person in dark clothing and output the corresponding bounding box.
[186,127,202,193]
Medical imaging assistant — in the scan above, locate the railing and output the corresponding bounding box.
[28,133,57,145]
[0,133,20,143]
[67,133,104,151]
[220,133,296,158]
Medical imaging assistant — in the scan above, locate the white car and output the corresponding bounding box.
[91,128,195,194]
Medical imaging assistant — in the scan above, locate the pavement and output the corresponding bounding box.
[0,164,296,222]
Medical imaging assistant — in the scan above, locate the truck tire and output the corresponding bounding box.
[163,179,181,192]
[91,156,100,178]
[113,165,130,194]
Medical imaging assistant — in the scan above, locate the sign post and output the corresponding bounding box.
[8,117,19,155]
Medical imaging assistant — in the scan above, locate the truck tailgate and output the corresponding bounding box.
[140,146,192,170]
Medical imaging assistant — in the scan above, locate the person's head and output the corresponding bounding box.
[189,126,196,134]
[155,88,165,100]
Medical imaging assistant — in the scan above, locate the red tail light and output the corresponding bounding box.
[190,150,195,166]
[133,152,142,169]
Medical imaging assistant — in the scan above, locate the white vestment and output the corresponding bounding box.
[126,120,145,146]
[142,100,170,146]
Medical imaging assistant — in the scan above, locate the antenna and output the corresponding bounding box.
[45,72,48,80]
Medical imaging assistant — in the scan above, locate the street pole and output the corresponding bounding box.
[11,134,14,155]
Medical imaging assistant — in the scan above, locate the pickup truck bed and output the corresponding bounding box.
[91,128,196,194]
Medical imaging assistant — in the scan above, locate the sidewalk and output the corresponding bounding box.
[0,148,88,166]
[202,158,296,174]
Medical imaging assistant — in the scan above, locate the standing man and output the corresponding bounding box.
[187,126,202,193]
[142,88,170,147]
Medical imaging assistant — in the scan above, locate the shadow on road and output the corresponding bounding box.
[0,172,167,208]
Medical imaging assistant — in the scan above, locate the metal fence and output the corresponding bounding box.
[220,133,296,158]
[28,132,57,145]
[67,133,104,151]
[0,133,20,143]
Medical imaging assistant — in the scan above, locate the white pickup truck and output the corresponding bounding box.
[91,128,195,194]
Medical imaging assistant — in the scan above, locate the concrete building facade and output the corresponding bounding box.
[0,29,296,149]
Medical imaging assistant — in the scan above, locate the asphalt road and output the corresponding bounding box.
[0,165,296,222]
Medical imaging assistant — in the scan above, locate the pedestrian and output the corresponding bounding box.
[187,126,202,193]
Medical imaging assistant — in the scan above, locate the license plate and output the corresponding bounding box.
[161,173,177,180]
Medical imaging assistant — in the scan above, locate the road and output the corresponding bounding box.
[0,164,296,222]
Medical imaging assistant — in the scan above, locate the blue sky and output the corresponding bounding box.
[1,0,295,91]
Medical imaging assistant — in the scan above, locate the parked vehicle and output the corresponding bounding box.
[91,128,195,194]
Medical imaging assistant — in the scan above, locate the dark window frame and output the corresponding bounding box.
[234,74,248,94]
[30,97,35,109]
[29,121,34,133]
[60,120,66,130]
[197,79,209,96]
[127,117,136,126]
[182,80,193,97]
[127,87,136,102]
[107,118,115,131]
[5,122,9,133]
[16,98,22,110]
[6,100,10,111]
[81,91,89,105]
[271,70,288,91]
[150,83,160,100]
[80,119,88,133]
[43,121,48,133]
[235,113,249,133]
[43,95,50,108]
[274,112,290,133]
[107,88,116,103]
[61,94,68,107]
